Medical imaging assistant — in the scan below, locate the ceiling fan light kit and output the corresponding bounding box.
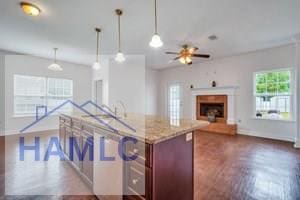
[166,44,210,66]
[115,9,126,63]
[48,48,63,71]
[20,2,41,16]
[93,28,102,70]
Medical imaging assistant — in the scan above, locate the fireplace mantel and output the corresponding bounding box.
[191,86,238,124]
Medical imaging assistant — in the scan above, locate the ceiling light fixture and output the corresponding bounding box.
[179,56,192,65]
[48,48,63,71]
[92,28,102,70]
[20,2,41,16]
[149,0,163,48]
[115,9,125,63]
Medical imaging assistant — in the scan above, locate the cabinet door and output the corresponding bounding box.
[59,124,66,152]
[65,127,72,157]
[72,130,82,171]
[82,134,94,182]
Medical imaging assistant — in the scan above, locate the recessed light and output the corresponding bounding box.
[20,2,41,16]
[208,35,218,41]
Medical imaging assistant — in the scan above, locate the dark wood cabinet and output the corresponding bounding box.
[124,133,193,200]
[59,116,94,186]
[59,123,65,152]
[65,127,72,156]
[82,132,94,183]
[59,115,195,200]
[72,129,82,170]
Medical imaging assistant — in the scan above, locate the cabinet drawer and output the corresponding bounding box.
[123,195,145,200]
[60,116,72,127]
[126,141,152,167]
[72,119,82,130]
[82,123,94,134]
[124,161,150,200]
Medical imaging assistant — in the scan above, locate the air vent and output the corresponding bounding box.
[208,35,218,41]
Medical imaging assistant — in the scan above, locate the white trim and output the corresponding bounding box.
[238,128,294,142]
[191,86,238,124]
[252,68,295,120]
[294,140,300,148]
[191,86,238,96]
[251,117,296,122]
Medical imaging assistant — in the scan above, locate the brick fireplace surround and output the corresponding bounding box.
[191,86,238,135]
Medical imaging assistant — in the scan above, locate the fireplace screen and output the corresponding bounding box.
[200,103,224,118]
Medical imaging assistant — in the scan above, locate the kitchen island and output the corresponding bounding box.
[59,113,209,200]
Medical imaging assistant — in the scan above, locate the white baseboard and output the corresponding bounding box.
[238,128,294,142]
[294,139,300,148]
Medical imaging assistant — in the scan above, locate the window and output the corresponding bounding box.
[14,75,73,116]
[254,69,293,120]
[168,83,181,123]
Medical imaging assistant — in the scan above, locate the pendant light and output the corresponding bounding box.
[115,9,125,63]
[48,48,63,71]
[92,28,102,70]
[149,0,163,48]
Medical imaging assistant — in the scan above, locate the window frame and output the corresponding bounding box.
[252,68,295,121]
[13,74,73,117]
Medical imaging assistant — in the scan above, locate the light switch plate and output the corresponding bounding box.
[186,132,193,141]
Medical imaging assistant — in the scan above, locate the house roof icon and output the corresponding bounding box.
[20,100,136,134]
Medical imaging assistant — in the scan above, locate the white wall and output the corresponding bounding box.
[108,56,146,114]
[158,45,297,142]
[5,55,92,134]
[92,59,109,106]
[146,68,158,115]
[0,50,6,135]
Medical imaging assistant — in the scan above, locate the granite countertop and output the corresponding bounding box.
[60,112,209,144]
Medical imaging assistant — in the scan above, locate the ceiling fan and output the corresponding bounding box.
[166,44,210,65]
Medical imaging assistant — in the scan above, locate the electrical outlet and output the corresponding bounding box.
[186,133,193,141]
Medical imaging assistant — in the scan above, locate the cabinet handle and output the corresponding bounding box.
[132,178,139,185]
[133,148,139,154]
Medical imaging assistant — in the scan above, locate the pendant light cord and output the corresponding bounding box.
[154,0,158,34]
[118,14,121,52]
[96,30,99,62]
[54,48,57,63]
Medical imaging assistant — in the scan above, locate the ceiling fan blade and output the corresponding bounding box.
[191,54,210,58]
[188,47,199,53]
[167,56,181,64]
[165,52,179,55]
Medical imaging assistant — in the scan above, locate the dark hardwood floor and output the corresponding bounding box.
[0,131,299,200]
[194,131,300,200]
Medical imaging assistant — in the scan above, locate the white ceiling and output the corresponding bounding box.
[0,0,299,69]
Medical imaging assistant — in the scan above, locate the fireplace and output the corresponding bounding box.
[191,87,237,135]
[196,95,227,123]
[200,103,225,118]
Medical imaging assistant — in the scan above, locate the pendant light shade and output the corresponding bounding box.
[149,0,163,48]
[149,34,163,48]
[115,9,125,63]
[115,52,125,62]
[93,28,102,70]
[48,48,63,71]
